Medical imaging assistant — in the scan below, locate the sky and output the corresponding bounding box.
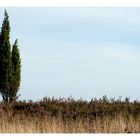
[0,7,140,101]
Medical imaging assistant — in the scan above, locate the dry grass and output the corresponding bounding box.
[0,112,140,133]
[0,96,140,133]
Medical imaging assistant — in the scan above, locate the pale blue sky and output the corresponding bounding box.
[1,8,140,101]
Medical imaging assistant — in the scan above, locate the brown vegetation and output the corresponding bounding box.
[0,96,140,133]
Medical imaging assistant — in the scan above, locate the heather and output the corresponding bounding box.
[0,96,140,133]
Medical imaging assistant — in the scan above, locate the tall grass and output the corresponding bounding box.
[0,96,140,133]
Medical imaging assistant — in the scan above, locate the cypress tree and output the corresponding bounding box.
[0,10,21,103]
[10,39,21,102]
[0,10,11,103]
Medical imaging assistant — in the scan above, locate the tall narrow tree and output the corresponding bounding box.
[10,39,21,102]
[0,10,21,103]
[0,10,11,103]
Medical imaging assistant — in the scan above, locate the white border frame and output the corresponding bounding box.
[0,0,140,7]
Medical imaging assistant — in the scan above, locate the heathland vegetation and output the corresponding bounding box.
[0,96,140,133]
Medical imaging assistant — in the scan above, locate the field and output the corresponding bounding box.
[0,96,140,133]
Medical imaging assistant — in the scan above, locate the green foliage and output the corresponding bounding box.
[10,39,21,102]
[0,10,21,103]
[0,10,11,103]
